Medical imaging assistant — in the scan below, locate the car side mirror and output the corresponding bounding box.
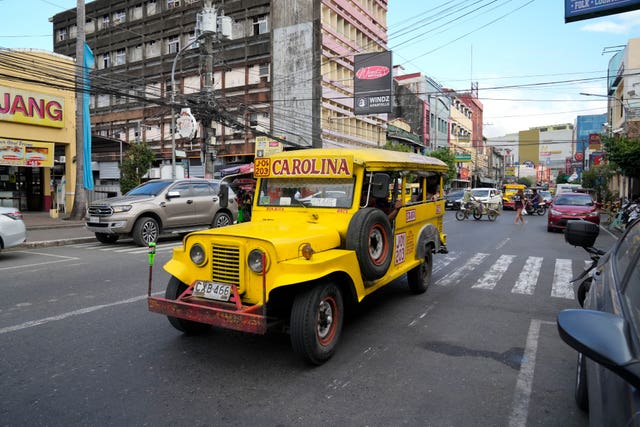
[219,184,229,208]
[370,173,391,199]
[166,191,180,199]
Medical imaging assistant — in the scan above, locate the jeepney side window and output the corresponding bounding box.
[257,178,355,208]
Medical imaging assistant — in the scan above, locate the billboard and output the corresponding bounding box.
[0,139,54,167]
[565,0,640,23]
[353,51,393,115]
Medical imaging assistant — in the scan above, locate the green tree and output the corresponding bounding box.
[427,148,457,185]
[383,141,412,152]
[581,164,613,202]
[517,176,533,187]
[603,136,640,178]
[556,173,570,184]
[120,142,155,194]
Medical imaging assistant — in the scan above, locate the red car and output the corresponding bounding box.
[547,192,600,232]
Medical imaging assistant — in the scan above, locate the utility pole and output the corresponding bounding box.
[69,0,87,220]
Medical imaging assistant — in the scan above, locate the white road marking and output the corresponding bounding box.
[434,252,458,274]
[436,252,489,286]
[0,292,163,335]
[495,238,510,251]
[508,319,553,427]
[0,252,79,271]
[473,254,516,290]
[512,256,543,295]
[551,259,575,299]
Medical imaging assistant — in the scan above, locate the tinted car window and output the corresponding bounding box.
[170,182,191,196]
[617,222,640,287]
[192,182,214,196]
[555,195,593,206]
[127,181,171,196]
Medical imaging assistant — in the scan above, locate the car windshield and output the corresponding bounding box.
[127,181,172,196]
[471,189,489,197]
[447,191,463,198]
[555,194,594,206]
[257,177,355,208]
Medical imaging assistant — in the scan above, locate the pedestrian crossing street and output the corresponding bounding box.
[434,251,585,300]
[69,242,585,301]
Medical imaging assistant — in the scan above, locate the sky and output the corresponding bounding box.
[1,0,639,138]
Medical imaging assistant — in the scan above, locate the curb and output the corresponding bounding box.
[6,237,96,252]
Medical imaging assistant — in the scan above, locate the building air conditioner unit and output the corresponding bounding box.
[57,156,66,163]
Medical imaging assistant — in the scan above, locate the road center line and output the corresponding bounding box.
[0,292,162,335]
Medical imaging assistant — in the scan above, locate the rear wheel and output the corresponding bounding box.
[407,250,433,294]
[487,211,497,222]
[165,276,211,334]
[472,207,482,220]
[290,282,344,365]
[95,232,119,244]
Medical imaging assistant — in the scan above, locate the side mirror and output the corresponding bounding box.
[166,191,180,199]
[564,220,599,247]
[219,184,229,208]
[370,173,391,199]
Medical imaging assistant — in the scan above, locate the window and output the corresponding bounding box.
[146,0,157,15]
[101,14,110,29]
[102,52,111,69]
[167,0,180,8]
[115,48,126,66]
[57,28,67,41]
[253,15,268,35]
[69,25,77,38]
[113,10,126,25]
[167,36,180,54]
[130,44,143,62]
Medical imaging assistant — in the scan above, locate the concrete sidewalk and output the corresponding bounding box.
[17,212,96,249]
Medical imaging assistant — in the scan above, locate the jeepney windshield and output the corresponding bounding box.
[257,177,355,208]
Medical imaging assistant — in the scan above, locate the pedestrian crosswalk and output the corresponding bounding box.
[68,242,584,301]
[434,252,578,300]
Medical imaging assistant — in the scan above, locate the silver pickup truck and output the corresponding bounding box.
[86,178,237,246]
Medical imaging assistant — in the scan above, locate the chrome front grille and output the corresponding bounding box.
[211,244,241,284]
[87,205,113,216]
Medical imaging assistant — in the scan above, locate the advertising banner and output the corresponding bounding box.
[588,133,602,150]
[255,136,283,158]
[0,138,54,167]
[565,0,640,23]
[353,51,393,115]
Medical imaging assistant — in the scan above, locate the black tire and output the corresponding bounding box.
[132,217,159,246]
[95,232,119,244]
[407,250,433,294]
[575,352,589,411]
[487,211,497,222]
[547,225,554,232]
[290,282,344,365]
[212,211,233,228]
[472,207,482,220]
[165,276,211,334]
[346,208,393,281]
[455,209,466,221]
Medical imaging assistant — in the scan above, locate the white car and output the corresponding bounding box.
[0,207,26,252]
[470,188,503,209]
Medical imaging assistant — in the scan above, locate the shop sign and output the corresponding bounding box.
[255,136,283,158]
[0,86,64,128]
[0,139,54,167]
[455,153,472,162]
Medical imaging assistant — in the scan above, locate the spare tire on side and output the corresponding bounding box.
[346,207,393,281]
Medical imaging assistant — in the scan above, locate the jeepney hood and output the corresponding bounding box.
[191,220,343,262]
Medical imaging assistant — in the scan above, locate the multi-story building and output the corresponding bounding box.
[52,0,390,178]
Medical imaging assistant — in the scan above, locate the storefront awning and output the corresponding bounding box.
[220,163,254,177]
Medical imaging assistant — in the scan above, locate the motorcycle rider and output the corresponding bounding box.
[529,189,541,209]
[462,188,483,214]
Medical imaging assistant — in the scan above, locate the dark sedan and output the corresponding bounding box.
[444,189,464,210]
[547,192,600,232]
[557,218,640,426]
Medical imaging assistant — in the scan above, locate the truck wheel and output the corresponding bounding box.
[132,217,159,246]
[212,211,233,228]
[290,282,344,365]
[165,276,211,334]
[407,249,433,294]
[346,208,392,281]
[95,233,119,244]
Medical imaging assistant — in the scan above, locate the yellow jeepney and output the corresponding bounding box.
[148,148,449,364]
[502,183,526,210]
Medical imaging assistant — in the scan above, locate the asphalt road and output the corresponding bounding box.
[0,209,618,426]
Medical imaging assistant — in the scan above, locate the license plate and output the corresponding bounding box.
[191,280,232,302]
[89,216,99,223]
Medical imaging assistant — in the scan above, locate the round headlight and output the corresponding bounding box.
[189,244,206,266]
[248,249,266,273]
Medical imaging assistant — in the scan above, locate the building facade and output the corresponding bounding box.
[0,49,77,212]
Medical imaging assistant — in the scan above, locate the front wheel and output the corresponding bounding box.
[212,211,233,228]
[455,209,467,221]
[407,250,433,294]
[165,277,211,334]
[132,217,160,246]
[290,282,344,365]
[95,232,119,244]
[487,211,497,222]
